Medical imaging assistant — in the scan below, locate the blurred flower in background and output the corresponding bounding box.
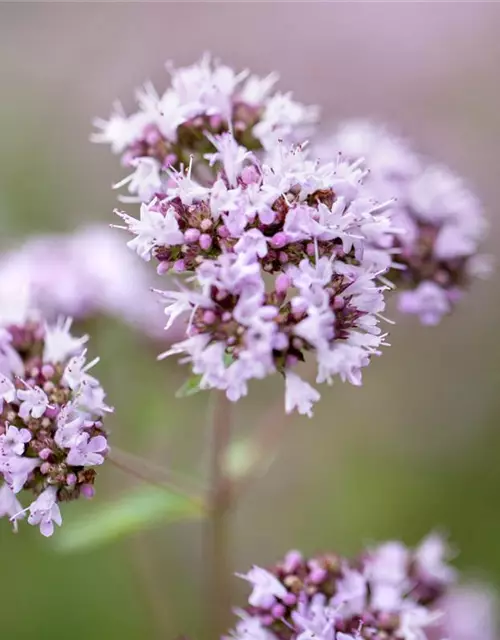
[0,225,169,340]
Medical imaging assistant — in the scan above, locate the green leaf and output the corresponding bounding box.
[55,487,203,553]
[175,374,203,398]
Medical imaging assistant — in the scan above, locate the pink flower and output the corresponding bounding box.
[17,386,49,421]
[0,424,31,456]
[236,566,288,609]
[0,483,24,531]
[414,533,456,586]
[0,373,16,412]
[66,433,108,467]
[27,487,62,537]
[285,373,320,418]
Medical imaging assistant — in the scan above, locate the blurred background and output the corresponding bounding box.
[1,3,500,638]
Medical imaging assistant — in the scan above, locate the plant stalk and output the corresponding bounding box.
[205,390,233,638]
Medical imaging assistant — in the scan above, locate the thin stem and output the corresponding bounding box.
[205,390,233,638]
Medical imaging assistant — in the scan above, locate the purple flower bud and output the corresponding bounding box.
[210,114,223,129]
[286,355,299,367]
[333,297,345,310]
[272,333,289,351]
[275,273,290,295]
[44,406,59,420]
[203,310,216,324]
[217,225,229,239]
[163,153,177,168]
[271,603,286,619]
[144,127,161,146]
[184,228,201,244]
[283,550,303,573]
[66,473,77,486]
[41,364,54,379]
[80,484,95,499]
[200,219,213,232]
[39,448,52,461]
[283,593,297,606]
[270,232,287,249]
[309,567,328,584]
[157,261,171,275]
[173,260,186,273]
[199,234,212,251]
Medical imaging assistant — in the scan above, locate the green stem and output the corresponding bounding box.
[205,390,233,638]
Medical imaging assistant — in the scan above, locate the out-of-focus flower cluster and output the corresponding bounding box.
[317,121,490,325]
[96,56,489,415]
[93,54,318,202]
[228,535,496,640]
[0,225,167,340]
[0,302,111,536]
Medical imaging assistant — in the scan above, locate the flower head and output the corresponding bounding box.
[0,313,110,536]
[317,121,489,324]
[227,536,457,640]
[93,55,318,200]
[117,136,397,415]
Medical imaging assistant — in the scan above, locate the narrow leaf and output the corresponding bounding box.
[55,486,203,553]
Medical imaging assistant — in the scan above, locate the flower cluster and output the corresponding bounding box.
[228,534,457,640]
[93,54,318,202]
[116,133,398,416]
[98,57,490,414]
[0,225,169,341]
[317,121,489,325]
[0,315,111,536]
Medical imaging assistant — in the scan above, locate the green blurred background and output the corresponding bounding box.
[1,3,500,638]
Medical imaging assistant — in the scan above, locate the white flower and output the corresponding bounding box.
[285,373,320,418]
[43,317,88,364]
[17,386,49,421]
[236,566,288,608]
[0,424,31,457]
[414,533,456,585]
[253,92,319,149]
[331,568,367,616]
[0,483,24,531]
[398,604,442,640]
[205,133,253,187]
[2,456,40,494]
[365,541,409,585]
[116,202,184,261]
[91,102,150,154]
[55,414,85,449]
[234,229,268,260]
[166,169,211,206]
[239,72,280,106]
[228,610,278,640]
[0,373,16,412]
[62,351,99,391]
[27,486,62,537]
[66,433,108,467]
[114,156,163,202]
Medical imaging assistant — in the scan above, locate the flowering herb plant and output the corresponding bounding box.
[2,55,492,639]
